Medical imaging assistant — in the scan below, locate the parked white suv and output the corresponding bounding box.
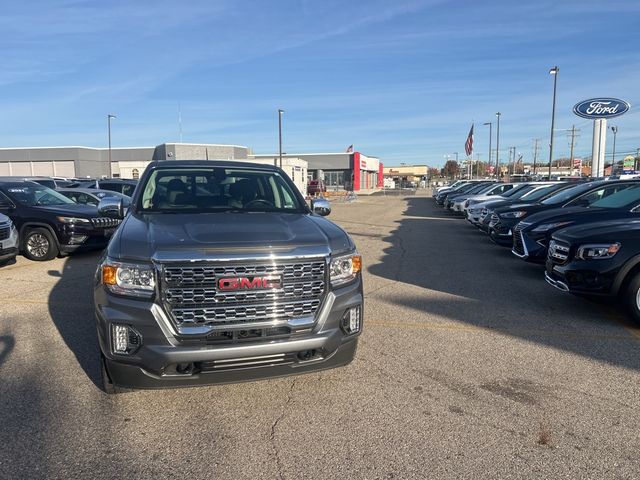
[0,213,18,266]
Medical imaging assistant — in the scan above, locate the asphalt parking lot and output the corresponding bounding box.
[1,191,639,479]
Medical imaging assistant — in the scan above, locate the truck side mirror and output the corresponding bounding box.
[311,198,331,216]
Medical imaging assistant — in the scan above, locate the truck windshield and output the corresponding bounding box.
[139,168,305,213]
[2,183,75,206]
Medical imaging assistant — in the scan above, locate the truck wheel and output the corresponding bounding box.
[623,273,640,324]
[22,228,58,261]
[101,354,131,395]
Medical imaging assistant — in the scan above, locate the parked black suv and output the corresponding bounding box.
[488,180,619,246]
[513,182,640,263]
[545,219,640,322]
[0,181,120,261]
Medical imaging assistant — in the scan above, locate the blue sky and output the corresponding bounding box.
[1,0,639,167]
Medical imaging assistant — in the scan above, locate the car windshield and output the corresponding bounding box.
[139,167,305,213]
[590,184,640,209]
[540,182,599,205]
[519,184,565,202]
[3,184,76,206]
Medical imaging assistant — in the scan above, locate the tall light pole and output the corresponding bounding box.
[483,122,492,178]
[107,114,116,167]
[610,126,618,172]
[278,109,284,169]
[495,112,501,178]
[548,66,559,180]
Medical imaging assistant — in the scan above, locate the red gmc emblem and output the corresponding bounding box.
[218,275,282,291]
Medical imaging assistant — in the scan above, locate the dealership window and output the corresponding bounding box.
[324,171,346,190]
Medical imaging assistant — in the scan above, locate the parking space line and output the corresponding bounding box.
[367,320,640,342]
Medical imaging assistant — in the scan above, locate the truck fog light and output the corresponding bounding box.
[111,324,142,355]
[341,306,362,335]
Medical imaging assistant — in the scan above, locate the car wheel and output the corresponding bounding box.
[624,273,640,324]
[22,228,59,261]
[101,354,130,395]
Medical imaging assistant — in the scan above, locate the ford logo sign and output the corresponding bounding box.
[573,98,630,119]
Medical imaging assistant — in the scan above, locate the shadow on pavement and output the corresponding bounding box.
[48,251,103,389]
[368,196,640,371]
[0,335,14,367]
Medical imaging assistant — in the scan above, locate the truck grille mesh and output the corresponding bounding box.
[161,260,326,334]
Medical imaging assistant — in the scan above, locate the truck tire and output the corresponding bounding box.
[22,227,59,261]
[101,354,131,395]
[623,273,640,324]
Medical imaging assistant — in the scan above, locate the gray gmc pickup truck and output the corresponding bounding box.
[94,160,363,393]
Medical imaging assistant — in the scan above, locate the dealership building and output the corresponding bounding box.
[0,143,382,193]
[253,152,383,192]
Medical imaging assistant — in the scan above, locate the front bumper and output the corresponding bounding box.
[544,258,620,296]
[57,224,115,253]
[95,276,363,389]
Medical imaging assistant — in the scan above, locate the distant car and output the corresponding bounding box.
[0,213,18,266]
[488,180,621,246]
[512,182,640,263]
[0,176,77,190]
[0,181,120,261]
[58,188,130,206]
[79,178,138,197]
[307,180,326,196]
[545,219,640,323]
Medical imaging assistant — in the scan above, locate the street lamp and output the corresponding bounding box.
[495,112,501,178]
[107,114,116,166]
[548,66,559,180]
[278,109,284,169]
[610,126,618,171]
[483,122,492,178]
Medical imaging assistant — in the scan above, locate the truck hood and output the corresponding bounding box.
[109,212,354,262]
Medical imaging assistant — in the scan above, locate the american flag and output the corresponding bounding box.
[464,124,474,156]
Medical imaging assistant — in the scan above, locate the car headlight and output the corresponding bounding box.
[330,252,362,287]
[57,216,91,224]
[532,221,573,233]
[102,261,156,297]
[500,210,527,219]
[576,243,621,260]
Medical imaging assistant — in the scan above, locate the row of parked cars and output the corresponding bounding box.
[434,178,640,323]
[0,176,136,264]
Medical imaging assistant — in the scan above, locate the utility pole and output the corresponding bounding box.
[278,109,284,168]
[495,112,501,179]
[548,66,559,180]
[532,138,540,175]
[475,153,481,179]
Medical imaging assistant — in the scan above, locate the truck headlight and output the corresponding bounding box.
[56,216,91,224]
[102,261,155,297]
[576,243,621,260]
[330,253,362,287]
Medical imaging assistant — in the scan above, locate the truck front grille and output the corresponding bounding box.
[161,259,326,336]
